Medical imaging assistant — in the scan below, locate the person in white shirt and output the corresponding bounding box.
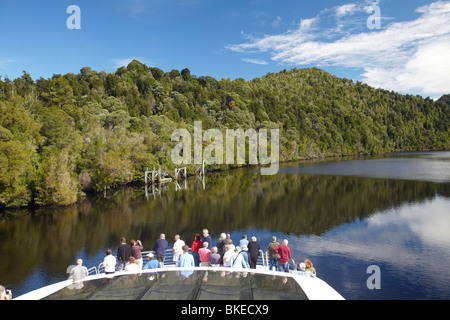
[67,259,89,289]
[173,234,185,267]
[125,257,141,273]
[102,249,116,274]
[223,244,234,267]
[226,239,235,252]
[68,259,88,281]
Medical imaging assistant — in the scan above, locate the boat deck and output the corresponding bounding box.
[14,249,344,300]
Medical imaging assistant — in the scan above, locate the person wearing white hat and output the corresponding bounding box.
[143,252,161,270]
[296,262,315,277]
[231,246,250,269]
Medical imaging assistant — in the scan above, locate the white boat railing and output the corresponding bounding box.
[87,266,98,275]
[93,248,297,275]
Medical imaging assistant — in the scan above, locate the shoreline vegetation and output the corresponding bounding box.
[1,60,449,209]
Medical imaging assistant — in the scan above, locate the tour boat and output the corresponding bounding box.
[14,250,344,300]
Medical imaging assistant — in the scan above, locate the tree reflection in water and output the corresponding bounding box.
[1,161,450,299]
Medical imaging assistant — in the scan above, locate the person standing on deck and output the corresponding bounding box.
[102,249,116,275]
[178,245,195,267]
[231,246,250,269]
[117,237,131,271]
[191,233,203,267]
[273,239,291,273]
[152,234,169,267]
[178,245,195,278]
[202,229,212,250]
[247,236,261,269]
[198,242,211,266]
[68,259,88,281]
[240,245,251,267]
[267,236,280,271]
[216,233,227,266]
[173,235,185,267]
[130,239,144,269]
[226,238,235,252]
[223,244,234,267]
[239,234,249,248]
[209,247,221,267]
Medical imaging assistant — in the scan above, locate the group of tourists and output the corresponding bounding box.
[67,230,317,281]
[2,231,318,300]
[188,230,263,269]
[266,236,316,277]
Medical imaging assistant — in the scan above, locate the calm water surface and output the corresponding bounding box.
[1,151,449,300]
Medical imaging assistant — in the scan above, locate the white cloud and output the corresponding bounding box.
[242,58,269,65]
[368,197,450,249]
[227,1,450,98]
[363,39,450,95]
[336,3,359,17]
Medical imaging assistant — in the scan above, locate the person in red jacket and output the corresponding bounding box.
[273,239,291,273]
[191,233,203,267]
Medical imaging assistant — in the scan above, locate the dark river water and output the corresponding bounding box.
[1,151,450,300]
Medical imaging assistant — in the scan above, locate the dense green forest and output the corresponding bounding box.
[1,60,449,208]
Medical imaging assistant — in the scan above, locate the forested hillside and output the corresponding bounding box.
[1,60,449,207]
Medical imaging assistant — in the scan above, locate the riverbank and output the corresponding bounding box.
[2,148,449,217]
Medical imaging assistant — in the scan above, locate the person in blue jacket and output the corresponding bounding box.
[152,233,168,267]
[143,252,161,269]
[202,229,212,250]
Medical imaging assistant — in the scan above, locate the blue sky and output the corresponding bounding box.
[1,0,449,98]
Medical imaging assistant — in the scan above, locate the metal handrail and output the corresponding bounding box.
[97,248,186,274]
[289,258,296,271]
[95,250,297,274]
[95,248,271,274]
[258,250,296,271]
[257,250,267,267]
[87,266,97,276]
